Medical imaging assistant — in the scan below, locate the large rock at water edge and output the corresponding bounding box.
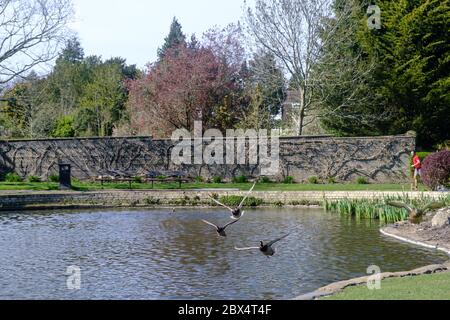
[432,209,450,228]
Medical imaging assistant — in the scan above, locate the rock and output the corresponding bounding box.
[432,209,450,228]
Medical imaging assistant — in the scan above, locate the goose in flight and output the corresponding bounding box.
[387,201,446,222]
[235,234,290,257]
[209,182,257,220]
[201,219,240,237]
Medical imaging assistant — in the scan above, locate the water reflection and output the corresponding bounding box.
[0,208,447,300]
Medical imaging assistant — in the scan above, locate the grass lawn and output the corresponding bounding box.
[322,272,450,300]
[0,181,426,192]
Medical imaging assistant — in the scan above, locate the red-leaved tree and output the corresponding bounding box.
[126,25,248,138]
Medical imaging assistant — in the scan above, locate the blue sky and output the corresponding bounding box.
[71,0,249,68]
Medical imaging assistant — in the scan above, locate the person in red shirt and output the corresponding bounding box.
[411,151,422,190]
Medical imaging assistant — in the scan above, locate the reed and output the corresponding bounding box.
[323,194,450,223]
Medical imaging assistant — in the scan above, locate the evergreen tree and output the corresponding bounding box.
[319,0,449,148]
[157,17,187,60]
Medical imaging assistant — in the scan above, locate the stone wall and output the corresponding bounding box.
[0,190,443,212]
[0,134,416,183]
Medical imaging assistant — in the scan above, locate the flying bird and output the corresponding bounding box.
[201,219,240,237]
[387,201,446,222]
[235,234,290,257]
[209,182,257,220]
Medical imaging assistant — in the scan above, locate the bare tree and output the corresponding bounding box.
[0,0,73,87]
[244,0,376,135]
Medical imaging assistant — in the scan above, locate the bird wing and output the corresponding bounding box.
[387,202,414,213]
[201,219,219,230]
[223,219,240,230]
[267,234,290,247]
[234,246,260,251]
[238,182,257,208]
[422,202,447,212]
[209,196,234,212]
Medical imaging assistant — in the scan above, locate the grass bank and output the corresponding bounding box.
[322,272,450,300]
[0,181,426,192]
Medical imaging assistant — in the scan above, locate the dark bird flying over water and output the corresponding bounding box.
[235,234,290,257]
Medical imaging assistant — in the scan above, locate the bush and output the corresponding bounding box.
[48,174,59,183]
[327,177,337,184]
[52,115,75,138]
[422,151,450,191]
[5,172,22,182]
[274,201,284,207]
[144,197,160,205]
[232,175,248,183]
[28,176,41,183]
[260,176,272,183]
[356,177,369,185]
[219,196,263,207]
[308,176,319,184]
[195,176,204,183]
[284,176,295,184]
[133,176,143,183]
[212,176,222,184]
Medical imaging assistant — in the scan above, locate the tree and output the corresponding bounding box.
[128,42,223,137]
[128,26,250,137]
[0,0,73,86]
[157,17,186,60]
[0,73,49,137]
[244,0,373,135]
[326,0,450,148]
[52,115,75,137]
[1,39,137,139]
[247,51,286,128]
[78,62,127,137]
[317,0,384,136]
[367,0,450,148]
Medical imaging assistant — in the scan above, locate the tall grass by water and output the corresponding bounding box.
[323,194,450,223]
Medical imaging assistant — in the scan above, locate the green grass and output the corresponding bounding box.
[323,272,450,300]
[0,181,427,192]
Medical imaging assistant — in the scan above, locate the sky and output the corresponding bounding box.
[70,0,250,68]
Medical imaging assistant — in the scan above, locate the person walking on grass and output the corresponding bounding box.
[411,151,422,191]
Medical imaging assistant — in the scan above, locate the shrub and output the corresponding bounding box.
[219,196,263,207]
[327,177,337,184]
[356,177,369,185]
[308,176,319,184]
[52,115,75,138]
[422,151,450,191]
[210,193,219,200]
[283,176,295,184]
[212,176,222,184]
[5,172,22,183]
[195,176,204,183]
[48,174,59,183]
[274,201,284,207]
[133,176,143,183]
[232,175,248,183]
[28,176,41,183]
[144,197,160,205]
[260,176,272,183]
[157,175,167,181]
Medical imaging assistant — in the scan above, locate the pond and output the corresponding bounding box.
[0,208,447,300]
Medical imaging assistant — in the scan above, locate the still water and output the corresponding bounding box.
[0,208,447,300]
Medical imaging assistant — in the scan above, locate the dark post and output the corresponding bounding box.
[59,164,72,190]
